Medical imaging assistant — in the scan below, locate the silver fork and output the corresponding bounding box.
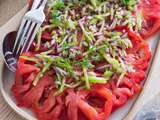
[13,0,47,56]
[3,0,47,72]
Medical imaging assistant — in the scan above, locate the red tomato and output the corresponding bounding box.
[12,73,36,94]
[19,74,54,107]
[17,62,40,75]
[113,89,127,107]
[120,77,133,88]
[138,0,160,38]
[66,90,79,120]
[41,31,52,41]
[78,99,98,120]
[92,87,113,120]
[127,30,151,62]
[33,95,64,120]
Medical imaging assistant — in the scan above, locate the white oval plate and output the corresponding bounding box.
[0,7,159,120]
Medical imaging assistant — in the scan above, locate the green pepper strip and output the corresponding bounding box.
[20,56,39,63]
[82,75,108,84]
[54,78,65,96]
[33,60,53,86]
[83,67,90,89]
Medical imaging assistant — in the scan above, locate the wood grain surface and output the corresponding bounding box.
[0,93,24,120]
[0,0,26,26]
[0,1,26,120]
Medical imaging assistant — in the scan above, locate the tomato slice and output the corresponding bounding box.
[12,73,36,94]
[19,74,54,107]
[127,30,151,61]
[33,95,64,120]
[120,77,133,88]
[138,0,160,38]
[78,99,99,120]
[92,87,113,120]
[17,62,40,75]
[66,90,79,120]
[42,31,52,41]
[141,18,160,39]
[113,89,127,107]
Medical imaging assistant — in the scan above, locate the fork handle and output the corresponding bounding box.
[31,0,47,10]
[40,0,48,9]
[31,0,42,10]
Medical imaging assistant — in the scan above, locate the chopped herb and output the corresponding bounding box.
[69,53,76,59]
[122,0,138,9]
[84,45,97,56]
[82,58,94,68]
[108,57,124,73]
[100,51,124,73]
[50,11,61,27]
[65,18,76,29]
[69,50,81,59]
[62,41,70,50]
[88,45,97,53]
[51,0,65,10]
[91,55,102,62]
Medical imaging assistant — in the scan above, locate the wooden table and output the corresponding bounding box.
[0,0,26,26]
[0,1,27,120]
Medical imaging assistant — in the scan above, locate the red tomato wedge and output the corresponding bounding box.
[41,31,52,41]
[138,0,160,38]
[17,62,40,75]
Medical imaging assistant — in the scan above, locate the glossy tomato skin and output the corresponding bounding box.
[41,31,52,41]
[141,18,160,39]
[92,87,113,120]
[18,62,40,75]
[33,95,64,120]
[66,89,79,120]
[138,0,160,38]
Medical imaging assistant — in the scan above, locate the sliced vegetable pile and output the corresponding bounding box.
[12,0,158,120]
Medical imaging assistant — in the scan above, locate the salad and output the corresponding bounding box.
[12,0,160,120]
